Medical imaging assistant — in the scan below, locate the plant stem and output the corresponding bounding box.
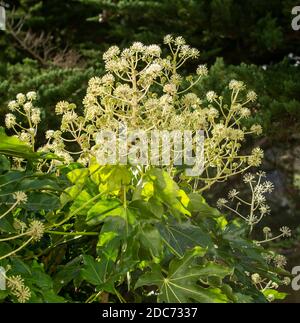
[45,230,98,236]
[0,237,33,261]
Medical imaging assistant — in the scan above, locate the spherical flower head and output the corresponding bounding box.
[163,83,177,95]
[26,91,37,101]
[180,45,199,59]
[31,108,41,125]
[190,48,200,59]
[251,273,261,284]
[146,44,161,57]
[15,285,31,303]
[28,127,35,135]
[5,113,16,129]
[55,101,70,115]
[259,204,271,216]
[164,34,173,44]
[174,36,186,46]
[280,226,292,237]
[16,93,26,104]
[217,198,228,209]
[239,107,251,118]
[207,107,219,120]
[247,90,257,102]
[229,128,244,141]
[248,147,264,167]
[243,173,255,183]
[257,171,266,178]
[13,191,28,204]
[229,80,246,91]
[251,124,263,135]
[254,191,266,205]
[45,130,54,140]
[182,93,201,108]
[101,73,115,85]
[206,91,217,103]
[143,63,163,77]
[23,102,33,112]
[88,76,102,91]
[274,254,287,268]
[283,277,291,286]
[103,45,120,61]
[8,100,18,111]
[7,275,24,292]
[228,189,239,200]
[262,181,274,193]
[263,226,271,235]
[61,111,78,130]
[170,73,182,85]
[130,42,145,53]
[55,150,73,164]
[27,220,45,242]
[7,275,31,303]
[196,65,208,77]
[114,84,133,99]
[19,131,31,144]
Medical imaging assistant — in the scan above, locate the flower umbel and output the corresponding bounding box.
[27,220,45,242]
[13,191,28,204]
[7,275,31,303]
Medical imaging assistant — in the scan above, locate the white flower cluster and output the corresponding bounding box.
[7,275,31,303]
[217,171,291,243]
[5,92,40,147]
[4,37,264,191]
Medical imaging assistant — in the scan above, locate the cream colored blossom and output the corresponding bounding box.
[16,93,26,104]
[196,65,208,77]
[5,114,16,128]
[7,275,31,303]
[13,191,28,204]
[27,220,45,242]
[26,91,37,101]
[55,101,70,115]
[206,91,217,103]
[8,100,18,111]
[247,90,257,102]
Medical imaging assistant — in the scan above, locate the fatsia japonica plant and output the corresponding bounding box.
[0,36,292,303]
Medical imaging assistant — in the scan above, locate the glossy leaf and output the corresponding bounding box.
[136,248,231,303]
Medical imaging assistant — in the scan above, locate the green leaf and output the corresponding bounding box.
[67,168,90,185]
[0,128,61,162]
[69,190,93,215]
[96,217,126,263]
[0,290,9,300]
[157,221,214,256]
[86,199,121,225]
[188,193,221,217]
[81,255,105,286]
[26,192,60,211]
[139,224,163,258]
[129,199,164,219]
[54,256,82,293]
[262,289,287,301]
[0,170,64,211]
[90,165,132,193]
[147,169,191,216]
[0,155,10,172]
[136,248,231,303]
[0,128,36,159]
[98,231,119,247]
[0,216,16,233]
